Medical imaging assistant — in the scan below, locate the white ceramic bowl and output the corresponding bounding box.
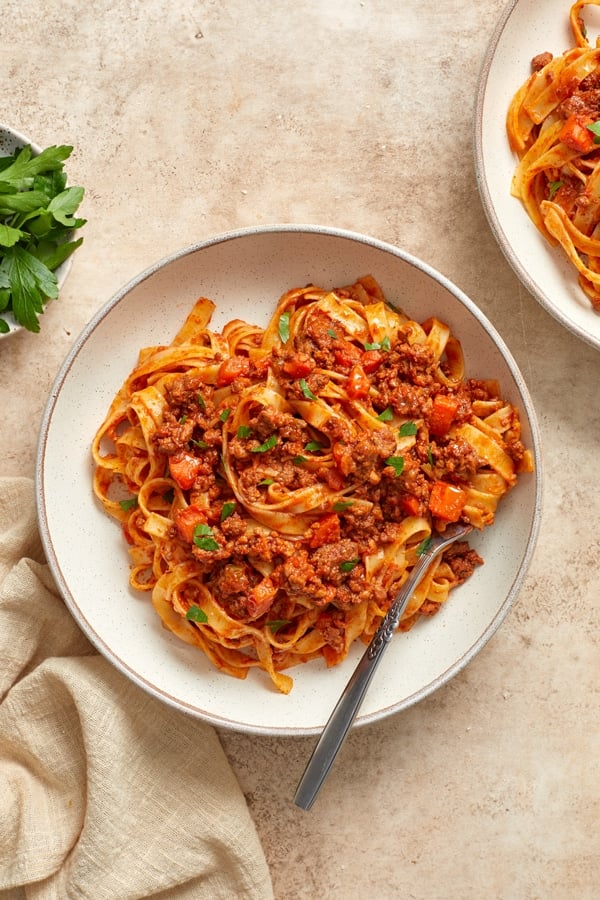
[474,0,600,351]
[36,225,542,735]
[0,123,75,337]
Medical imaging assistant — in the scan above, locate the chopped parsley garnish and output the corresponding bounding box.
[399,421,418,437]
[162,488,175,505]
[376,406,393,422]
[220,501,236,521]
[251,434,277,453]
[299,378,317,400]
[547,180,563,200]
[304,440,323,452]
[266,619,289,634]
[186,604,208,623]
[193,523,220,551]
[219,408,231,422]
[189,438,208,449]
[332,500,354,512]
[237,424,252,438]
[364,336,390,351]
[416,536,433,556]
[327,328,337,338]
[278,310,291,343]
[340,558,360,573]
[292,455,307,465]
[119,496,138,511]
[385,455,405,476]
[179,414,188,424]
[587,120,600,143]
[258,477,274,486]
[196,393,206,409]
[427,445,434,467]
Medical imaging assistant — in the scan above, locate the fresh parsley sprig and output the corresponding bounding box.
[0,143,86,333]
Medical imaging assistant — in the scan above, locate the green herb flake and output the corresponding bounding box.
[416,536,433,556]
[339,558,360,573]
[326,328,337,338]
[385,455,405,477]
[299,378,317,400]
[220,501,236,521]
[376,406,393,422]
[292,455,307,465]
[381,335,391,351]
[250,434,277,453]
[547,180,564,200]
[189,438,208,450]
[587,120,600,143]
[332,500,354,512]
[278,310,291,343]
[266,619,290,634]
[399,421,418,437]
[364,341,380,351]
[186,604,208,623]
[237,424,252,439]
[119,496,138,511]
[258,477,274,486]
[193,523,220,551]
[304,440,323,452]
[219,408,231,422]
[427,445,434,467]
[179,414,188,424]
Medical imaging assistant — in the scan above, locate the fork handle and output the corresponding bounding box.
[293,551,433,811]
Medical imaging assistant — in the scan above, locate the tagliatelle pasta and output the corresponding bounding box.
[507,0,600,310]
[92,276,533,693]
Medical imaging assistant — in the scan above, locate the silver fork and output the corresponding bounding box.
[294,521,473,810]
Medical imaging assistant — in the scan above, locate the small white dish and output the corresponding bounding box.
[36,225,542,735]
[0,123,75,338]
[474,0,600,352]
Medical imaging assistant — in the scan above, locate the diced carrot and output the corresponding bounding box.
[282,353,314,378]
[400,494,422,517]
[361,348,384,373]
[309,513,341,549]
[247,576,278,619]
[216,355,250,386]
[429,481,467,522]
[559,114,595,154]
[428,393,459,437]
[169,451,203,490]
[174,505,207,543]
[333,340,362,369]
[346,364,370,399]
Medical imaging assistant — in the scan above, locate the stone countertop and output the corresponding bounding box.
[1,1,598,897]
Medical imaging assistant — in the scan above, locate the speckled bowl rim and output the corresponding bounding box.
[35,224,543,735]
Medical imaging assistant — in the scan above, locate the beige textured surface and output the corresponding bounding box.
[1,1,599,898]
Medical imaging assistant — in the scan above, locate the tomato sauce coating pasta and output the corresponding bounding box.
[92,276,533,693]
[507,0,600,310]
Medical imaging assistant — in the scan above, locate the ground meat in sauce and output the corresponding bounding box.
[147,286,523,631]
[531,51,553,72]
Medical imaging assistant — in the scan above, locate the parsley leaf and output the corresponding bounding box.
[304,440,323,452]
[376,406,393,422]
[119,496,138,511]
[332,500,354,512]
[340,558,360,572]
[237,424,252,438]
[193,523,220,551]
[399,421,418,437]
[299,378,317,400]
[186,604,208,623]
[385,455,405,476]
[266,619,289,634]
[588,120,600,143]
[220,501,236,521]
[416,536,433,556]
[251,434,277,453]
[278,310,291,343]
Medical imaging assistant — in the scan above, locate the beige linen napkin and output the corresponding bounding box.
[0,478,274,900]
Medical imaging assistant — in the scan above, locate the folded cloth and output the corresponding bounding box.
[0,478,274,900]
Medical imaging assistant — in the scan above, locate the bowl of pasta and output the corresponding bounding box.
[475,0,600,352]
[36,225,542,734]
